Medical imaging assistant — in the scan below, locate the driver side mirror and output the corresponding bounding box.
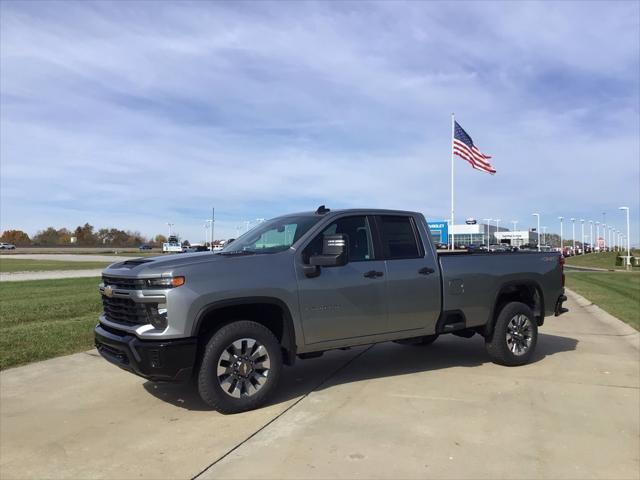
[304,234,349,277]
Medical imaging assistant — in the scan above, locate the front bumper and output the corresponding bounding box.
[95,324,197,382]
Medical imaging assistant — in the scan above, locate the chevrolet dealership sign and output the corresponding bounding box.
[427,221,449,244]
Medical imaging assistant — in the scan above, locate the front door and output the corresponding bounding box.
[296,215,388,344]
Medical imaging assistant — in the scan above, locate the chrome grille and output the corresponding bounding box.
[102,275,146,290]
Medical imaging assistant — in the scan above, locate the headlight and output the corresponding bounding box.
[146,276,185,288]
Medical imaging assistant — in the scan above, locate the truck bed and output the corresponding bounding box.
[438,251,563,328]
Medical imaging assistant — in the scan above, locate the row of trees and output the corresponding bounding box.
[0,224,169,248]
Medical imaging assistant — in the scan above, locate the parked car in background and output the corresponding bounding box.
[0,242,16,250]
[183,245,210,253]
[139,244,153,251]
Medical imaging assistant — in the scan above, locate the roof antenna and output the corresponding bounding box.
[315,205,330,215]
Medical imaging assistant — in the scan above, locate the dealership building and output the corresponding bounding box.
[427,220,538,248]
[494,230,539,247]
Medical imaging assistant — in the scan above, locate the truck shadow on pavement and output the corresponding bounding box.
[143,332,578,412]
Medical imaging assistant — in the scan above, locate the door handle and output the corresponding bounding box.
[364,270,384,279]
[418,267,435,275]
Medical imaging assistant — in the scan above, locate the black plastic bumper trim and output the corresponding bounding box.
[95,324,197,382]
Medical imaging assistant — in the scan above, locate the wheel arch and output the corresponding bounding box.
[192,297,297,365]
[485,280,545,338]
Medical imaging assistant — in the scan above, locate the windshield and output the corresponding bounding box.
[220,215,321,254]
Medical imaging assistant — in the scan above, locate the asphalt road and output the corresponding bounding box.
[0,253,131,262]
[0,269,105,282]
[0,254,124,281]
[1,291,638,479]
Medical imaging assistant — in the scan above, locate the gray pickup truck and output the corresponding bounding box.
[95,206,566,413]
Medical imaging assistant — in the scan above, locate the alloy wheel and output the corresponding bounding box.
[216,338,271,398]
[505,314,533,356]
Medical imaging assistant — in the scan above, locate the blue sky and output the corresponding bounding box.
[1,1,638,245]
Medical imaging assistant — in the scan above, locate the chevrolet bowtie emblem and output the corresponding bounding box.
[103,285,113,298]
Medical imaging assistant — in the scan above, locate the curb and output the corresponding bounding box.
[565,288,639,350]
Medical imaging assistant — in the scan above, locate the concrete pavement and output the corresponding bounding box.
[1,292,638,479]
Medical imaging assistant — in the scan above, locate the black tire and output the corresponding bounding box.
[485,301,538,366]
[197,320,283,414]
[394,334,439,346]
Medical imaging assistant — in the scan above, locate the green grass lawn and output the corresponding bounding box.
[0,259,111,272]
[565,250,640,270]
[0,277,102,369]
[566,272,640,330]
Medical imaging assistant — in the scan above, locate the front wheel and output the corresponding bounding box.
[197,320,283,414]
[485,302,538,366]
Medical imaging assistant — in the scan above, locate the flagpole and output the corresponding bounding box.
[450,113,455,250]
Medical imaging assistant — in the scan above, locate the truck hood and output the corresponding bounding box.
[103,252,228,277]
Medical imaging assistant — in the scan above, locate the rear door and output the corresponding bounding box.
[375,215,441,334]
[296,215,389,344]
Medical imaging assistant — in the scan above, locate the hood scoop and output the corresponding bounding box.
[120,259,154,269]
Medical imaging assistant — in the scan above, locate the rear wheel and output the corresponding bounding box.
[197,320,282,414]
[485,302,537,366]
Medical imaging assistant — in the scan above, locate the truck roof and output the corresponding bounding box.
[281,207,422,218]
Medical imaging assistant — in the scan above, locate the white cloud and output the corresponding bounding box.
[1,1,638,243]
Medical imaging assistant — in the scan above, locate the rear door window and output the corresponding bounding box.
[378,215,422,260]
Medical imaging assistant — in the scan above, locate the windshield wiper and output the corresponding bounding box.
[218,250,257,256]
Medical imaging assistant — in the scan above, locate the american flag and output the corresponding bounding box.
[453,121,496,174]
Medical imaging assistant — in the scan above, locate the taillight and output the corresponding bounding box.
[559,254,565,286]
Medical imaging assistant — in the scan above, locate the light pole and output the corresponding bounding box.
[580,219,585,252]
[483,219,492,248]
[602,212,606,250]
[571,218,576,250]
[204,220,213,250]
[510,220,518,248]
[588,220,593,251]
[532,213,540,251]
[609,226,614,251]
[619,206,630,270]
[541,226,547,246]
[619,230,622,252]
[558,217,564,251]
